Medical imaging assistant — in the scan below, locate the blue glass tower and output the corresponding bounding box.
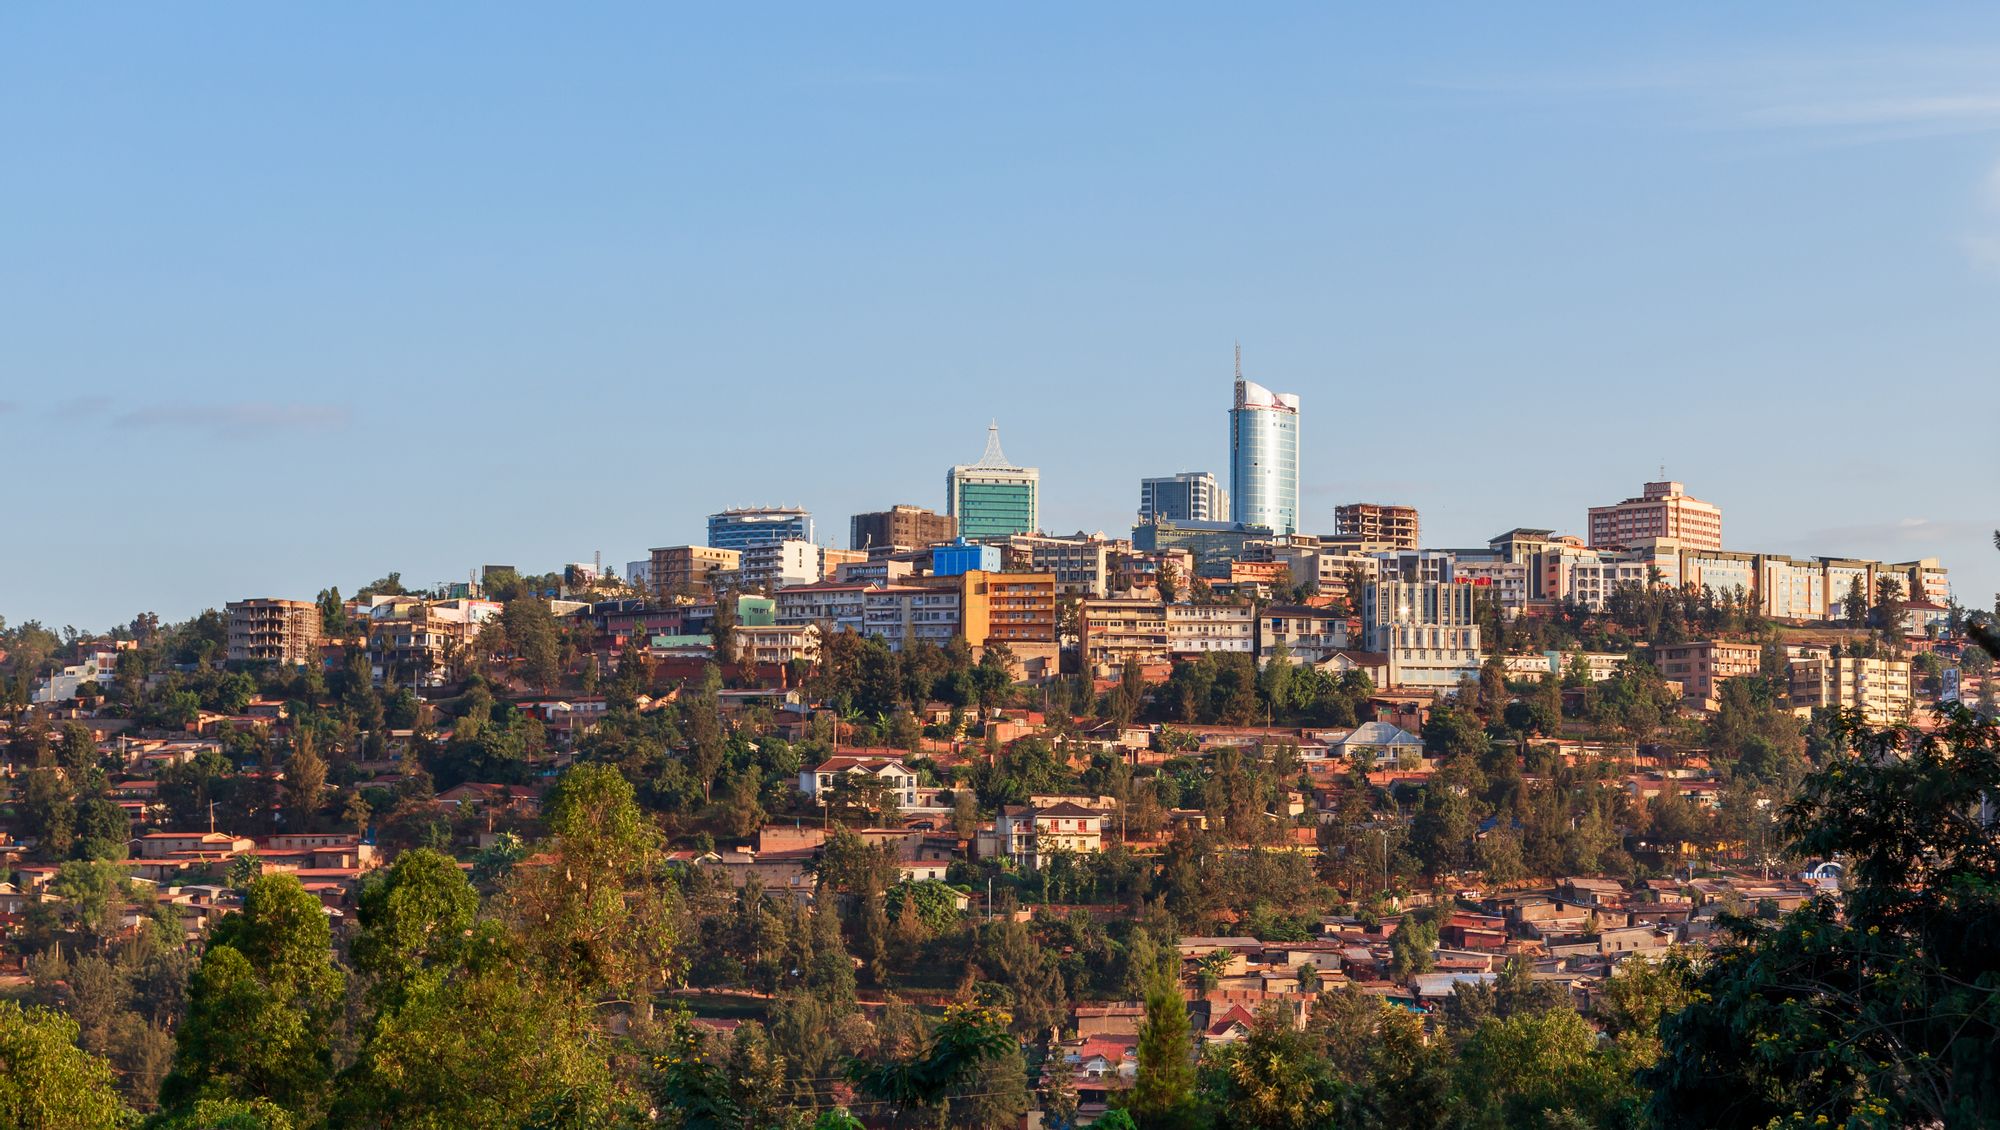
[1229,377,1300,536]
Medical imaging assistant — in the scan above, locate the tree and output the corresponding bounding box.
[157,873,346,1125]
[1648,705,2000,1129]
[847,1002,1014,1123]
[1197,1005,1350,1129]
[281,732,326,833]
[1128,962,1198,1129]
[348,849,479,1011]
[1387,909,1439,980]
[0,1000,132,1129]
[1456,1008,1631,1128]
[502,764,679,1007]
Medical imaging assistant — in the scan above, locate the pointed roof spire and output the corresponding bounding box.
[977,419,1014,468]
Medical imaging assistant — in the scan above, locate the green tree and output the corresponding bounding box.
[1648,705,2000,1129]
[0,1000,133,1129]
[157,874,346,1126]
[1198,1006,1349,1129]
[1128,962,1198,1130]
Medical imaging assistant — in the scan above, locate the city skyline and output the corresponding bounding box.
[4,6,1997,627]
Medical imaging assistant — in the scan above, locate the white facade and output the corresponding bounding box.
[31,647,123,704]
[1166,604,1256,655]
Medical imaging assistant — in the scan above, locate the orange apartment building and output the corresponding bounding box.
[1588,481,1723,552]
[1654,639,1762,708]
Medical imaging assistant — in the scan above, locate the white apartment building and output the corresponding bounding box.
[774,582,869,634]
[1361,580,1484,690]
[31,646,126,704]
[1166,604,1255,656]
[722,539,823,592]
[864,585,962,651]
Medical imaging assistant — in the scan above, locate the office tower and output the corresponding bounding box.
[1229,370,1300,536]
[1333,503,1420,550]
[851,504,956,552]
[946,422,1039,538]
[1139,471,1229,524]
[706,506,814,552]
[1586,481,1721,551]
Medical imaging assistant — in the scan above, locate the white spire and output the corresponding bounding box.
[976,419,1015,468]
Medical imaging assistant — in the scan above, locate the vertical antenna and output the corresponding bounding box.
[1234,342,1242,380]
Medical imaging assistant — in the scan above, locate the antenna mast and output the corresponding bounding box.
[1234,342,1242,380]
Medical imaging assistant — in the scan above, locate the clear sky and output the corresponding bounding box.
[4,4,1997,631]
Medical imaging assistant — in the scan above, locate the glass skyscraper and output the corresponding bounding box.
[1229,377,1300,536]
[946,422,1039,538]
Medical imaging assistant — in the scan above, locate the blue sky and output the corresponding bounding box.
[3,4,1997,631]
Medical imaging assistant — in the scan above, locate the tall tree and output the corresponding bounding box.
[157,873,346,1125]
[1128,962,1198,1129]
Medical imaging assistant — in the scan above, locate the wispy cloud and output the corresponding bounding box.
[111,402,352,434]
[1787,516,1995,549]
[29,398,352,435]
[1428,47,2000,145]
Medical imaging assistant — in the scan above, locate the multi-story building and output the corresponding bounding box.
[649,545,742,601]
[1788,650,1912,725]
[729,623,823,668]
[1006,534,1114,598]
[1360,580,1484,690]
[850,505,955,553]
[798,755,918,808]
[365,598,503,686]
[1139,472,1230,525]
[1452,562,1531,614]
[1166,604,1256,657]
[1678,549,1758,603]
[1655,640,1763,708]
[706,506,814,551]
[773,581,870,634]
[946,570,1060,677]
[985,803,1103,869]
[721,540,822,592]
[932,538,1003,577]
[1079,599,1171,676]
[1106,548,1195,599]
[30,645,127,704]
[946,423,1039,538]
[1541,547,1651,612]
[863,585,963,651]
[1333,504,1420,551]
[1588,481,1722,551]
[1131,518,1273,578]
[1758,555,1829,622]
[818,547,868,576]
[225,599,323,666]
[625,559,653,590]
[1229,375,1301,536]
[1373,550,1459,586]
[1258,605,1351,665]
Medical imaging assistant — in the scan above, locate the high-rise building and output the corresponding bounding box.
[1360,580,1483,690]
[1139,472,1229,524]
[650,545,742,601]
[226,599,323,665]
[946,422,1039,538]
[1334,503,1420,551]
[1229,374,1301,536]
[1587,481,1721,552]
[850,504,956,552]
[707,506,814,552]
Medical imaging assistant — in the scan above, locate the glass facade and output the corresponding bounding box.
[707,508,814,551]
[1229,379,1300,536]
[950,476,1037,538]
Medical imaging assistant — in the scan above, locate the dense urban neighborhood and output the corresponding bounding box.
[1,388,1996,1129]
